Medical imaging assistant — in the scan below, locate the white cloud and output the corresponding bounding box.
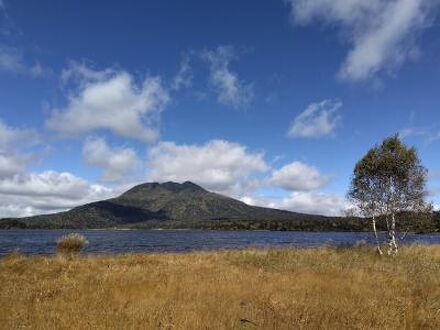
[0,171,110,199]
[276,191,350,216]
[240,158,343,216]
[47,63,169,143]
[172,55,192,91]
[0,153,26,178]
[0,48,22,73]
[243,191,350,216]
[0,4,47,77]
[83,136,140,182]
[286,0,437,82]
[288,99,341,138]
[202,46,253,108]
[0,115,349,218]
[0,205,36,218]
[269,161,330,191]
[0,171,116,218]
[60,61,113,85]
[0,119,39,178]
[239,195,277,209]
[0,47,47,77]
[0,119,38,150]
[147,140,268,193]
[0,119,119,218]
[399,126,440,143]
[399,127,419,139]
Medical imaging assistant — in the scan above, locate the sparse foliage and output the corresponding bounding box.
[56,233,88,255]
[348,135,430,254]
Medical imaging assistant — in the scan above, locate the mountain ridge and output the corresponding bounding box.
[0,181,438,231]
[0,181,335,229]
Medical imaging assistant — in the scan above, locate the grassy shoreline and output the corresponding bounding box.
[1,245,439,329]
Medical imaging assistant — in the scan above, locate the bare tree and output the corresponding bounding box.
[348,135,430,255]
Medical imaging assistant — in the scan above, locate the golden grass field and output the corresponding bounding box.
[1,245,439,329]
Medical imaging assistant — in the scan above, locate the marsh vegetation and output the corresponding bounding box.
[1,245,439,329]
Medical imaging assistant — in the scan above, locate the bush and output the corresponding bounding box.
[56,233,88,255]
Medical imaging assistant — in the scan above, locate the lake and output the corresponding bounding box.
[0,230,439,256]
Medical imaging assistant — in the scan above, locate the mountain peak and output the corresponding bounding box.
[119,181,205,199]
[153,181,206,192]
[182,181,206,190]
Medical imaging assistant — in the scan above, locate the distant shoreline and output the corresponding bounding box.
[0,227,439,234]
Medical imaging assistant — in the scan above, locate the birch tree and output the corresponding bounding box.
[348,135,429,255]
[348,147,384,255]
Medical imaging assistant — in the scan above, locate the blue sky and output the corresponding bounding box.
[1,0,440,217]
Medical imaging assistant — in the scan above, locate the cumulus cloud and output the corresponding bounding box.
[269,161,330,191]
[0,119,37,150]
[240,191,349,216]
[0,153,27,178]
[145,138,342,214]
[288,99,341,138]
[244,159,344,216]
[0,205,36,218]
[286,0,438,82]
[0,116,348,218]
[275,191,350,216]
[83,136,140,182]
[47,63,169,143]
[0,119,120,218]
[202,46,253,108]
[0,171,110,199]
[0,171,116,218]
[147,140,268,193]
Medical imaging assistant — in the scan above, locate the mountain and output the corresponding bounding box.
[0,181,347,230]
[0,181,437,231]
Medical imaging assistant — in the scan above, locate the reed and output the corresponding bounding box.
[56,233,88,255]
[0,245,439,329]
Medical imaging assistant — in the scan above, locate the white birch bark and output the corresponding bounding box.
[387,213,398,255]
[372,215,383,255]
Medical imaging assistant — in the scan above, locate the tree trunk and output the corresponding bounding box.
[372,215,383,255]
[387,213,398,255]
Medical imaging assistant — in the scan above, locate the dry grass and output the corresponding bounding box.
[0,245,439,329]
[56,233,88,255]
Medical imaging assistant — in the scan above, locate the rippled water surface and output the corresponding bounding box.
[0,230,439,255]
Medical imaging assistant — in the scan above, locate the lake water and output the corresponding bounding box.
[0,230,439,256]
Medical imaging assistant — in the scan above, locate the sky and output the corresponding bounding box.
[1,0,440,218]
